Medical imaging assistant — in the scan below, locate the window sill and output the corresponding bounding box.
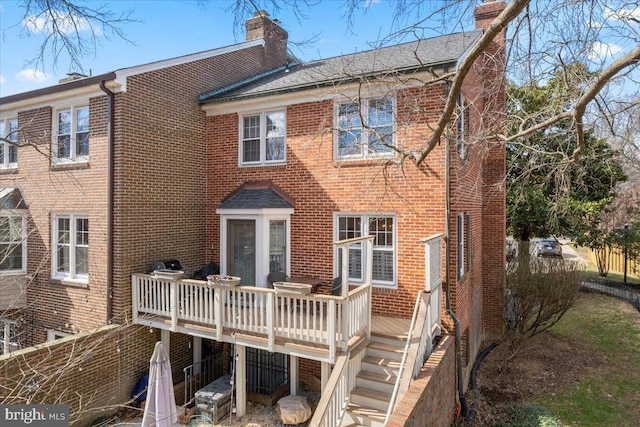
[239,162,287,168]
[333,156,397,168]
[49,277,89,289]
[0,167,19,175]
[50,161,90,171]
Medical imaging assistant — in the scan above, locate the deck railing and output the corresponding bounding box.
[132,275,371,361]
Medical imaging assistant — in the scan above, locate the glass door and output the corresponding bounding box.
[227,220,256,286]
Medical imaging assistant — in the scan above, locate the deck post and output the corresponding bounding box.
[235,344,247,418]
[170,281,178,331]
[161,329,170,350]
[290,355,299,395]
[131,276,138,323]
[193,336,202,375]
[321,361,331,391]
[267,292,275,351]
[214,288,223,340]
[341,245,349,350]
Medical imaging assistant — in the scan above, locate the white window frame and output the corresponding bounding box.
[334,213,397,288]
[47,329,71,342]
[51,213,89,283]
[0,117,19,169]
[52,105,90,164]
[238,110,286,166]
[457,213,470,280]
[456,93,470,161]
[334,96,397,161]
[0,211,27,274]
[1,320,19,354]
[216,208,293,288]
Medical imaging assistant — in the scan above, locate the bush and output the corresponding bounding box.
[505,256,584,346]
[496,403,561,427]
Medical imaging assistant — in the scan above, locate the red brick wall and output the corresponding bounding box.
[1,96,110,347]
[206,85,449,317]
[0,324,160,426]
[386,336,457,427]
[110,43,290,320]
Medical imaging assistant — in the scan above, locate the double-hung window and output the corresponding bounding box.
[335,96,395,160]
[0,118,19,169]
[52,106,89,163]
[335,214,396,287]
[240,110,286,165]
[52,214,89,282]
[457,213,470,280]
[0,213,27,273]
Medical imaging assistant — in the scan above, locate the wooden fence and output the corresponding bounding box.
[588,246,639,276]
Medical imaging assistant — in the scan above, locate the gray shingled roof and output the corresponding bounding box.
[200,30,483,104]
[218,188,294,210]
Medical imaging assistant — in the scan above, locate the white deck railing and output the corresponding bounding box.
[132,275,371,361]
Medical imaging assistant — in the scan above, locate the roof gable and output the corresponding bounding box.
[217,181,295,210]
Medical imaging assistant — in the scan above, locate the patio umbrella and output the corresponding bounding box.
[142,341,178,427]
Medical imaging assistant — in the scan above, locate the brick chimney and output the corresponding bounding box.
[245,10,289,68]
[474,1,506,42]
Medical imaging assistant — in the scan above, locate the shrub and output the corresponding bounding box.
[505,256,585,347]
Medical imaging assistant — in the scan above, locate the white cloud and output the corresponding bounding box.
[590,41,624,61]
[15,69,50,83]
[23,11,93,35]
[605,7,640,22]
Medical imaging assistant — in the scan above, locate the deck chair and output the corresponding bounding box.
[267,271,288,288]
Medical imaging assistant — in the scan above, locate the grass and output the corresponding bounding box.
[536,295,640,426]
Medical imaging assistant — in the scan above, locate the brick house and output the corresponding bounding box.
[1,2,506,426]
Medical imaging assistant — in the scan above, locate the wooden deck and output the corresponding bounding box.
[371,315,411,340]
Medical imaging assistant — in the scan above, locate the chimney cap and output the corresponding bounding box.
[254,10,270,17]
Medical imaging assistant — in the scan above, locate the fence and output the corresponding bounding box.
[587,246,639,276]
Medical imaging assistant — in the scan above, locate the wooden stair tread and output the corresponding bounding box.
[362,355,402,368]
[368,341,405,354]
[357,370,397,384]
[351,386,392,402]
[346,402,387,420]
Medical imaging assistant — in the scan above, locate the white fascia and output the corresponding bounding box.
[202,68,447,117]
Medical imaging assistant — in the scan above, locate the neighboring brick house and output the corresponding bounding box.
[0,12,289,349]
[1,2,506,425]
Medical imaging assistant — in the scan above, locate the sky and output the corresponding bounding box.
[0,0,460,97]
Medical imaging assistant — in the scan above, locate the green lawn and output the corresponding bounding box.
[568,242,640,286]
[537,295,640,426]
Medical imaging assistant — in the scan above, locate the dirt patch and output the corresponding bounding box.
[467,314,605,425]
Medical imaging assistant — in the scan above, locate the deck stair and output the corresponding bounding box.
[342,331,406,427]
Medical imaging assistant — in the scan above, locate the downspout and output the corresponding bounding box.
[99,81,114,323]
[444,105,467,418]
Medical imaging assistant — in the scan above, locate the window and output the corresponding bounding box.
[269,220,287,273]
[457,213,470,280]
[52,106,89,163]
[240,110,286,165]
[0,213,26,273]
[47,330,71,342]
[0,118,18,168]
[1,321,19,354]
[456,93,470,160]
[336,97,395,160]
[335,214,396,287]
[52,214,88,281]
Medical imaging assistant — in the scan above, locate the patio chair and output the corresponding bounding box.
[267,271,288,288]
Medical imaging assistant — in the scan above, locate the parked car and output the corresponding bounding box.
[536,238,563,257]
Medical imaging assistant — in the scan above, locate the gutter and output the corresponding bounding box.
[99,81,115,323]
[444,105,468,418]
